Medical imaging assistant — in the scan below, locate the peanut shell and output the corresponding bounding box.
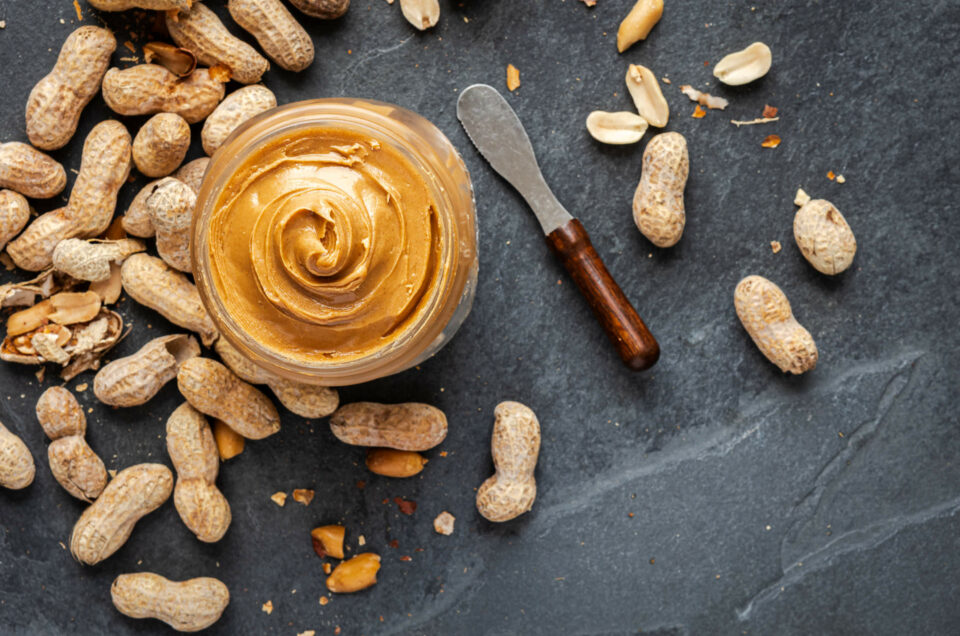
[94,334,200,407]
[0,142,67,199]
[228,0,314,72]
[111,573,229,632]
[201,85,277,156]
[330,402,447,451]
[167,3,269,84]
[102,65,226,124]
[734,275,818,374]
[632,132,689,248]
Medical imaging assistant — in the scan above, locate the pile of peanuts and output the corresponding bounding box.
[589,0,858,375]
[0,1,541,632]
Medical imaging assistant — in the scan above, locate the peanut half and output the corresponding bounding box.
[8,120,132,271]
[89,0,192,10]
[167,403,232,542]
[121,253,219,346]
[0,142,67,199]
[26,26,116,150]
[133,113,191,178]
[143,42,198,78]
[793,199,857,275]
[585,111,649,145]
[617,0,663,53]
[326,553,380,593]
[625,64,669,128]
[177,357,281,440]
[212,420,245,460]
[0,190,30,250]
[288,0,350,19]
[52,238,146,282]
[228,0,314,72]
[476,401,541,523]
[0,421,35,490]
[201,86,277,156]
[214,338,338,418]
[734,275,818,374]
[36,387,108,502]
[632,132,689,248]
[94,334,200,407]
[713,42,772,86]
[330,402,447,451]
[70,463,173,565]
[146,177,196,272]
[167,3,270,85]
[400,0,440,30]
[102,65,227,124]
[365,448,427,478]
[111,573,230,633]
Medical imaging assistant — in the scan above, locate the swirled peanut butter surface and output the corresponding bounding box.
[208,127,441,362]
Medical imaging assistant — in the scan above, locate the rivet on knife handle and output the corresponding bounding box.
[546,219,659,371]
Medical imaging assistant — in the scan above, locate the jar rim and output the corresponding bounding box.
[191,98,478,386]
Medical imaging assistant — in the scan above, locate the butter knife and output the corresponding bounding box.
[457,84,659,371]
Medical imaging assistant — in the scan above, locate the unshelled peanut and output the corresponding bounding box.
[102,65,226,124]
[0,189,30,250]
[120,254,219,346]
[632,132,689,248]
[36,387,108,502]
[713,42,773,86]
[0,142,67,199]
[89,0,192,10]
[133,113,191,178]
[311,525,345,559]
[175,158,210,194]
[52,238,145,282]
[167,403,231,542]
[26,27,116,150]
[365,448,427,478]
[214,338,338,418]
[288,0,350,19]
[229,0,314,72]
[177,357,281,440]
[330,402,447,451]
[617,0,663,53]
[94,334,200,407]
[793,199,857,275]
[476,401,541,523]
[167,3,269,84]
[0,421,35,490]
[400,0,440,30]
[70,463,173,565]
[111,573,230,632]
[201,86,277,156]
[7,120,132,271]
[146,178,196,272]
[734,275,818,374]
[326,553,380,593]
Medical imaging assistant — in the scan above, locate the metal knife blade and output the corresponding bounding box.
[456,84,573,235]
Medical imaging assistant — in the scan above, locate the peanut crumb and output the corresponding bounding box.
[261,600,273,615]
[75,383,88,392]
[506,64,521,91]
[270,492,287,507]
[298,631,316,636]
[433,511,455,535]
[58,541,66,550]
[730,117,779,127]
[580,0,597,6]
[760,134,781,148]
[400,555,413,562]
[762,104,778,118]
[123,41,136,53]
[322,563,332,575]
[292,489,314,506]
[794,188,811,206]
[358,534,366,546]
[73,0,83,21]
[0,20,6,29]
[836,174,846,184]
[439,450,448,457]
[770,241,782,254]
[661,77,671,84]
[108,469,117,478]
[692,105,706,119]
[827,170,836,181]
[319,595,329,606]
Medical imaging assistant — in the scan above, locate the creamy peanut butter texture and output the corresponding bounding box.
[208,127,441,362]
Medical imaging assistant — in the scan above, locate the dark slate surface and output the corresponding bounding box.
[1,1,959,634]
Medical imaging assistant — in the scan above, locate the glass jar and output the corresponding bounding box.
[192,99,478,386]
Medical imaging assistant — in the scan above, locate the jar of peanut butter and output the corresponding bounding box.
[192,99,478,386]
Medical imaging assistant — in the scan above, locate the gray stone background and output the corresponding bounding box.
[1,0,959,634]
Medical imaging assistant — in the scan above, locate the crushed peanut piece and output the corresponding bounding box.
[692,105,706,119]
[827,171,836,180]
[292,489,315,506]
[770,241,782,254]
[75,383,88,392]
[323,563,332,575]
[108,469,117,478]
[358,535,366,546]
[762,104,778,118]
[395,497,417,515]
[400,555,412,562]
[319,595,329,606]
[433,511,455,535]
[794,188,811,206]
[661,77,671,84]
[261,600,273,615]
[679,85,729,110]
[506,64,520,92]
[760,134,781,148]
[299,631,316,636]
[836,174,846,184]
[580,0,597,6]
[123,41,136,53]
[271,492,287,507]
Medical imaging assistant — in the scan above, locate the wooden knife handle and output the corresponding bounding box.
[546,219,660,371]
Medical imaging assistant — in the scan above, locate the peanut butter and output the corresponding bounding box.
[208,127,442,363]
